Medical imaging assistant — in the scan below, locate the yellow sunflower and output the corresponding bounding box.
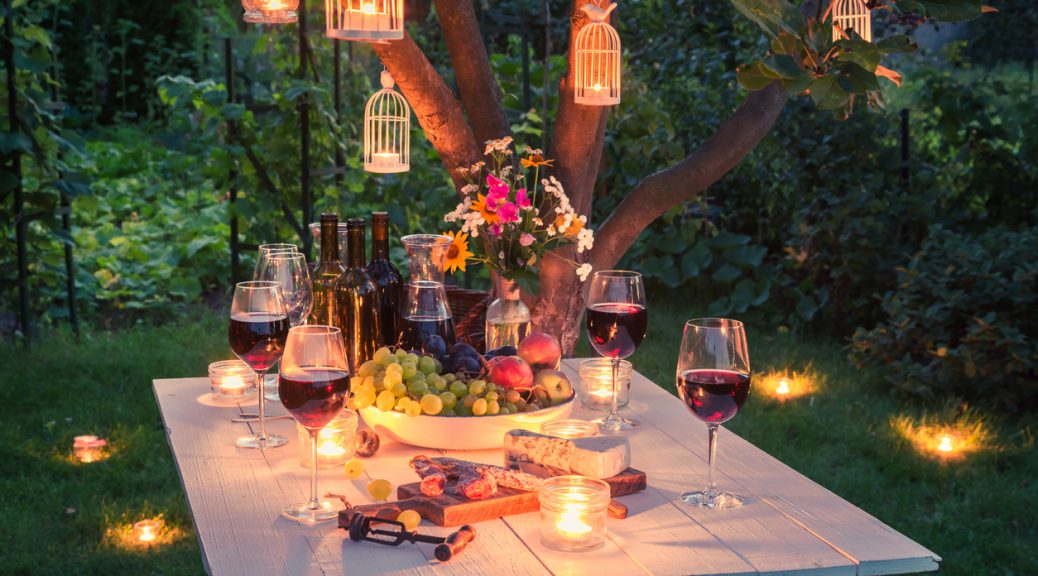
[471,193,500,225]
[443,231,474,273]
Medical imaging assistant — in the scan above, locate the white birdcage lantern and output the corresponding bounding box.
[241,0,299,24]
[832,0,872,43]
[574,1,621,106]
[364,71,410,174]
[326,0,404,41]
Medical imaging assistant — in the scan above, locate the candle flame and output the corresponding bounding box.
[556,510,592,537]
[361,1,376,14]
[937,435,954,453]
[139,526,156,542]
[776,379,790,395]
[221,375,246,391]
[264,0,287,10]
[316,439,346,458]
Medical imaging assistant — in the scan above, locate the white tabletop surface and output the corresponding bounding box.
[153,358,940,576]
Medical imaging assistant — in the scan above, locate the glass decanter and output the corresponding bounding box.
[485,275,530,350]
[397,234,456,351]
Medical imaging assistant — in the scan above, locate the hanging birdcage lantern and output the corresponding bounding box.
[242,0,299,24]
[573,1,621,106]
[832,0,872,42]
[326,0,404,41]
[364,71,410,174]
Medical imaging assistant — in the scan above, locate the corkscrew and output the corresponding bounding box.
[342,513,476,561]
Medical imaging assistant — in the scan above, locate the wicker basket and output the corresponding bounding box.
[446,285,489,353]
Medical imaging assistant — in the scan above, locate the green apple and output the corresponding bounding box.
[533,369,573,406]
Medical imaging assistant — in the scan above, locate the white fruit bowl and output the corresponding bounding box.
[359,396,575,451]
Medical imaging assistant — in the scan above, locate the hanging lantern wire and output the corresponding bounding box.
[364,70,410,174]
[573,1,621,106]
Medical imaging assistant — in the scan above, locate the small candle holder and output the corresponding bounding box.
[73,435,108,463]
[208,360,258,402]
[298,410,358,469]
[541,419,599,439]
[578,358,632,411]
[538,475,610,552]
[133,518,163,544]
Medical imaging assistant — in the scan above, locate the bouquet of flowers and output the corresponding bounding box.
[443,137,594,292]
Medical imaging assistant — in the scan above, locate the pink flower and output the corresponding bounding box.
[497,201,520,224]
[520,233,535,247]
[515,187,531,209]
[486,173,510,205]
[487,224,503,237]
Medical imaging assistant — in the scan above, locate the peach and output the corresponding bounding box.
[518,332,562,371]
[488,356,534,390]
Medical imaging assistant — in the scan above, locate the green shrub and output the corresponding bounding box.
[850,226,1038,410]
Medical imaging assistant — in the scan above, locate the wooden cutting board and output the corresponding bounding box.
[344,468,646,527]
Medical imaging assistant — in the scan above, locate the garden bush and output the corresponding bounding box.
[850,226,1038,410]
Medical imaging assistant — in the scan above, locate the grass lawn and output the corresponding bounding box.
[2,294,1035,575]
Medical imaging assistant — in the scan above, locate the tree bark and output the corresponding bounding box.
[372,34,482,190]
[433,0,510,146]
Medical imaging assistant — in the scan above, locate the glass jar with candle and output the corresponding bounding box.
[297,410,358,469]
[541,419,599,439]
[578,358,632,411]
[208,360,259,401]
[539,475,610,552]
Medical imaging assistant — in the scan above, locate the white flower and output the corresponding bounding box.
[524,146,543,156]
[546,225,557,237]
[576,263,593,282]
[461,183,479,195]
[484,136,514,155]
[498,251,505,260]
[577,228,595,253]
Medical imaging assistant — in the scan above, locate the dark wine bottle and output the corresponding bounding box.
[337,218,381,372]
[310,213,345,328]
[366,211,403,348]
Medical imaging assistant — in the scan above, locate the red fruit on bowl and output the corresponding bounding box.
[488,356,534,390]
[518,332,562,371]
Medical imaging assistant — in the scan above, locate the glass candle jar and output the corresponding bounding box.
[73,435,108,463]
[133,518,163,543]
[541,419,599,439]
[297,410,358,469]
[578,358,632,411]
[539,475,610,552]
[208,360,258,401]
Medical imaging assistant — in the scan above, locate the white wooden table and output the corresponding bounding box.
[154,359,940,576]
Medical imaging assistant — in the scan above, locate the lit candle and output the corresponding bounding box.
[937,434,954,453]
[209,360,257,401]
[133,519,163,543]
[542,419,598,439]
[264,0,287,9]
[775,378,790,396]
[578,358,631,411]
[73,435,108,463]
[539,476,609,552]
[361,0,376,14]
[371,151,399,168]
[297,411,357,469]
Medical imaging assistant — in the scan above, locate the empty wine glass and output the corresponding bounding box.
[676,318,751,510]
[228,281,290,449]
[258,252,313,327]
[585,270,647,432]
[252,245,301,401]
[279,325,351,524]
[253,243,298,280]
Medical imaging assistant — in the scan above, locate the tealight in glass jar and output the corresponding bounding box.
[208,360,258,401]
[538,475,610,552]
[578,358,632,411]
[297,410,358,469]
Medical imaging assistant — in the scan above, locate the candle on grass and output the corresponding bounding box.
[133,519,163,543]
[73,435,108,463]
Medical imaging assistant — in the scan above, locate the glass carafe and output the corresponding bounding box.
[397,234,456,351]
[485,275,530,350]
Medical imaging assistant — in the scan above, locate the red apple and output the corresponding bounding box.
[518,332,562,371]
[488,356,534,390]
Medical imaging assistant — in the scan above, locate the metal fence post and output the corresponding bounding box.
[6,0,30,345]
[900,108,910,191]
[226,37,241,285]
[299,0,313,257]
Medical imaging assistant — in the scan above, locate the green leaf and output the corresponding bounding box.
[917,0,984,22]
[682,242,713,276]
[835,39,881,72]
[809,74,850,110]
[876,35,917,54]
[709,231,752,249]
[737,61,779,91]
[712,264,743,283]
[725,245,769,269]
[730,0,802,38]
[186,237,218,258]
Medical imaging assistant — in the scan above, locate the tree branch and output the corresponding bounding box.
[550,0,608,218]
[590,82,789,272]
[371,34,482,191]
[433,0,510,146]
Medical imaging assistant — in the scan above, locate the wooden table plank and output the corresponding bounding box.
[566,362,940,576]
[156,361,940,576]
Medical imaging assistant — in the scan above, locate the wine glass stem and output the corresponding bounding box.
[706,424,719,499]
[308,430,319,510]
[256,368,268,441]
[609,357,621,421]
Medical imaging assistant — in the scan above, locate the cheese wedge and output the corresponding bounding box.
[504,429,630,479]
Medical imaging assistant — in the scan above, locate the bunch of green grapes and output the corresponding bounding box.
[352,347,543,417]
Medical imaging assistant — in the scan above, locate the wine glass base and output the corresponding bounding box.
[680,490,743,510]
[282,501,337,524]
[236,433,289,450]
[593,415,640,433]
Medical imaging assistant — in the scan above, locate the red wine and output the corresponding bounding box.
[228,313,290,372]
[585,303,648,358]
[278,368,351,430]
[398,315,455,351]
[678,369,751,424]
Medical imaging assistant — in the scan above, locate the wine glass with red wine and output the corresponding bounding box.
[228,281,291,449]
[676,318,750,510]
[278,325,350,524]
[585,270,647,432]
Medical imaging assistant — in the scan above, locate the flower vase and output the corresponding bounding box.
[485,276,531,351]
